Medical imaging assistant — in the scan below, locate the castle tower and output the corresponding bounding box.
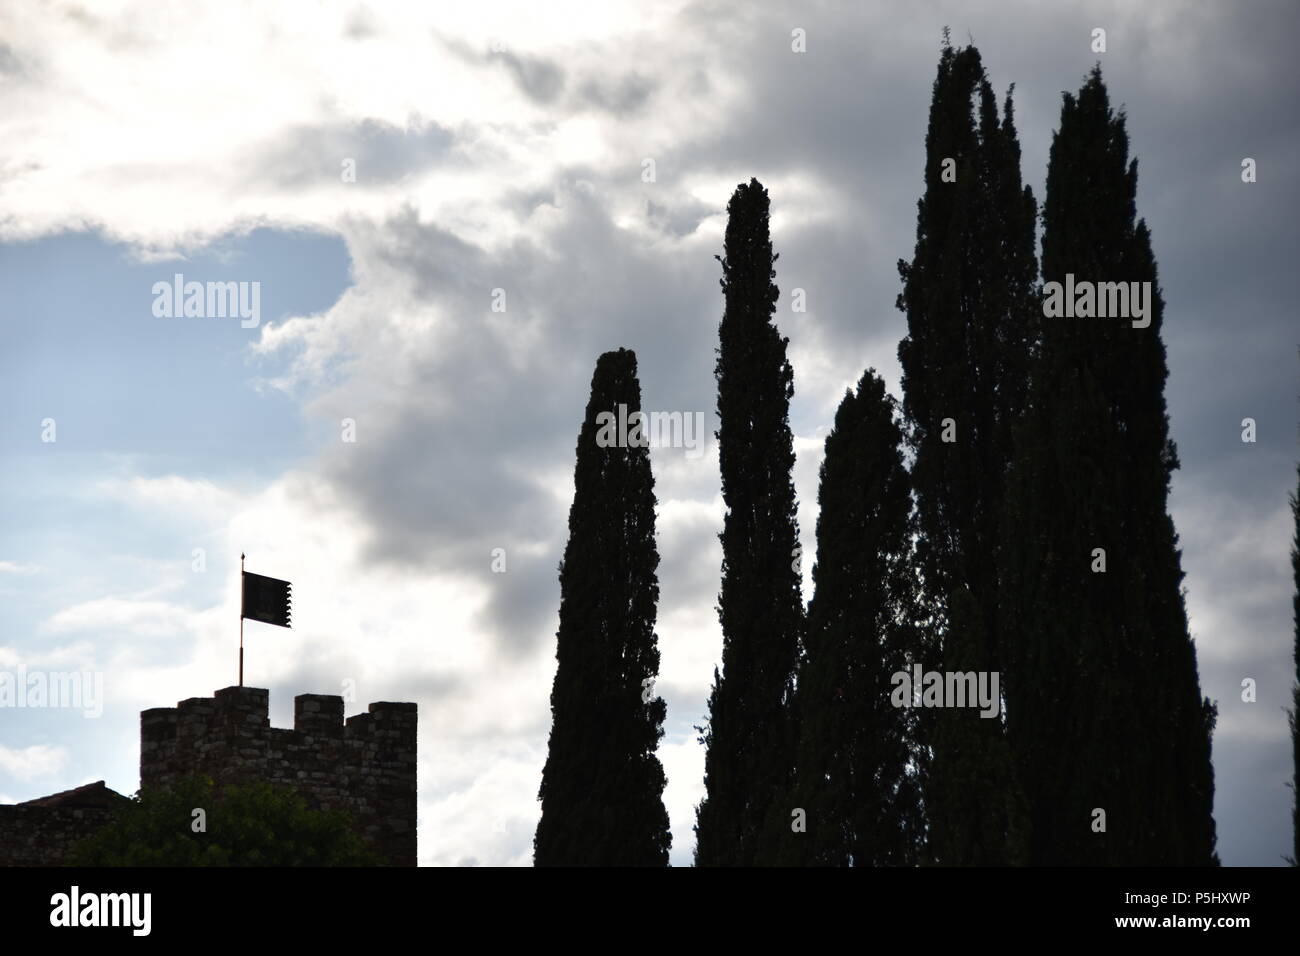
[140,686,417,865]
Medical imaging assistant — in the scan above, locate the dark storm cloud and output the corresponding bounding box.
[656,503,725,622]
[1208,725,1294,867]
[437,32,658,117]
[478,549,562,656]
[645,195,713,238]
[311,190,721,657]
[575,72,656,114]
[489,48,566,105]
[249,119,456,189]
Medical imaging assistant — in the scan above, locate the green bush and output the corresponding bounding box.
[70,775,380,866]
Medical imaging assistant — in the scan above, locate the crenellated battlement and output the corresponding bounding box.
[140,686,417,866]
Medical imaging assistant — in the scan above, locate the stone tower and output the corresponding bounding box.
[140,685,417,866]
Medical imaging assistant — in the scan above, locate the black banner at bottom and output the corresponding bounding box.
[0,864,1290,941]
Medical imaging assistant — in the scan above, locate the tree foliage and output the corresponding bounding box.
[535,348,671,866]
[780,370,922,866]
[896,40,1038,864]
[695,179,805,866]
[70,775,379,866]
[1001,66,1217,865]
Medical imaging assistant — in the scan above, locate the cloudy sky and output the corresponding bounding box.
[1,0,1295,866]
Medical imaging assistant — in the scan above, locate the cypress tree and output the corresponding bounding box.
[695,178,804,866]
[1291,464,1299,865]
[534,348,671,866]
[1001,67,1217,865]
[895,39,1038,864]
[779,370,921,866]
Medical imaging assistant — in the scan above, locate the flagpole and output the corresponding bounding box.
[239,552,245,687]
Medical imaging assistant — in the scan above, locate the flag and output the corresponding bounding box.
[242,570,292,628]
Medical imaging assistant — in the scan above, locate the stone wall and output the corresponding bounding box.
[0,781,128,866]
[140,686,417,866]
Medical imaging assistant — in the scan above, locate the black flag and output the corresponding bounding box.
[242,570,292,628]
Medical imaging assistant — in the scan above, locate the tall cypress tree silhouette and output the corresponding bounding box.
[778,370,921,866]
[1001,67,1217,865]
[1290,464,1299,865]
[895,39,1038,864]
[534,348,670,866]
[695,179,804,866]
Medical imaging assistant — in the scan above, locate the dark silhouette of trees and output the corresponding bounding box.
[778,370,922,866]
[1001,67,1217,865]
[533,51,1232,871]
[695,179,805,866]
[895,40,1038,864]
[534,348,671,866]
[1290,464,1299,865]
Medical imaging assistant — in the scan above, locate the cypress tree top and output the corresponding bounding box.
[696,179,804,866]
[535,348,670,866]
[1002,66,1217,865]
[782,369,920,866]
[896,40,1037,865]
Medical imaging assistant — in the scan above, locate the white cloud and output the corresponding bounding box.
[94,475,235,517]
[0,642,99,672]
[0,744,68,782]
[44,597,194,639]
